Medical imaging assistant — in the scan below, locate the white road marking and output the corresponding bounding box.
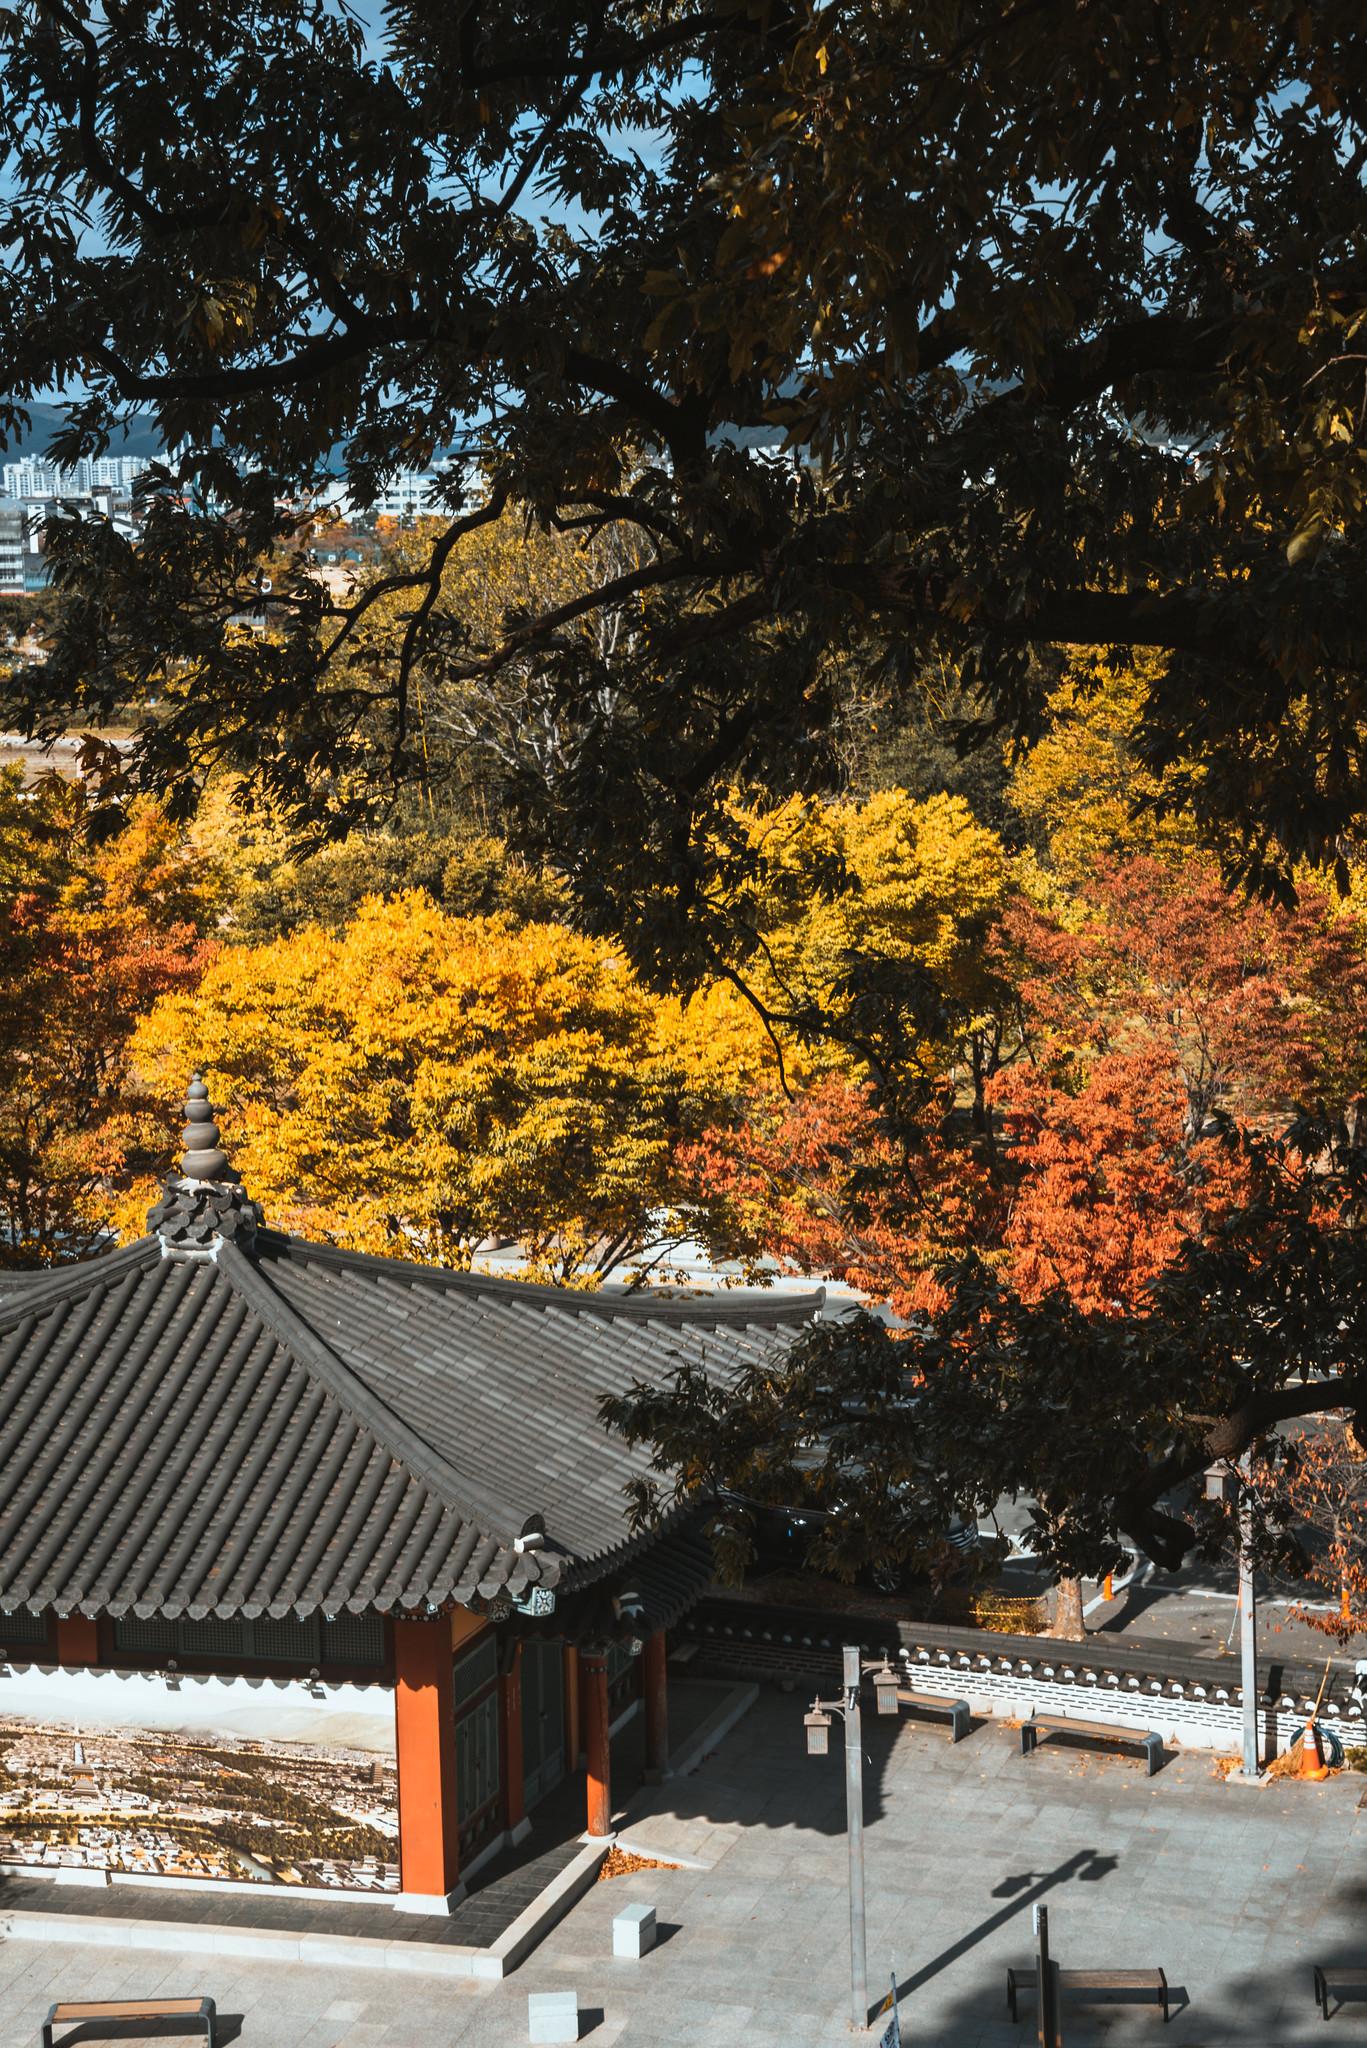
[1166,1587,1343,1613]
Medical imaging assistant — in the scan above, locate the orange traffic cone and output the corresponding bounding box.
[1297,1720,1331,1781]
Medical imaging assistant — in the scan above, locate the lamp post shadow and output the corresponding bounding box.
[895,1845,1120,2002]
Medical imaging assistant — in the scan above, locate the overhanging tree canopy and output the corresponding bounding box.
[4,1,1367,939]
[606,1144,1367,1587]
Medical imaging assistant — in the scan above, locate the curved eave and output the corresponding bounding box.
[253,1228,826,1327]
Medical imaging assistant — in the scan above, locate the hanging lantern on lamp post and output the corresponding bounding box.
[804,1705,832,1756]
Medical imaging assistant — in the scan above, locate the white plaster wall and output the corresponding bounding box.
[897,1644,1364,1755]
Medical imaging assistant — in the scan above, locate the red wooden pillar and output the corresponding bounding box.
[581,1649,612,1838]
[643,1630,669,1781]
[500,1642,526,1835]
[393,1616,461,1901]
[564,1644,581,1766]
[56,1615,99,1665]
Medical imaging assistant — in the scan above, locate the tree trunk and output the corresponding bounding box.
[1051,1575,1086,1640]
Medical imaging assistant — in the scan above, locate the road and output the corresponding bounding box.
[985,1493,1360,1674]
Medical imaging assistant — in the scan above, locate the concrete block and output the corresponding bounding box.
[613,1901,657,1959]
[528,1988,579,2043]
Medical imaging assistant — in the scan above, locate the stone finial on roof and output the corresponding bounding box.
[148,1074,261,1258]
[179,1073,235,1183]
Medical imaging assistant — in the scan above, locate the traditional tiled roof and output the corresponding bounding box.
[0,1090,819,1626]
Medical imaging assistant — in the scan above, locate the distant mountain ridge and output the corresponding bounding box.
[1,400,166,460]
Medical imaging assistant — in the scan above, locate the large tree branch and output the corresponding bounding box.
[91,329,414,404]
[1116,1372,1367,1566]
[842,565,1363,671]
[457,553,733,673]
[93,326,702,464]
[390,491,509,753]
[562,349,706,465]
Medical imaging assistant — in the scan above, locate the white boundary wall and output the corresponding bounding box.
[897,1642,1365,1754]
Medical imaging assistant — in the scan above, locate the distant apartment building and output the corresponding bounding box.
[1,453,151,499]
[369,469,445,521]
[0,505,24,592]
[0,501,44,594]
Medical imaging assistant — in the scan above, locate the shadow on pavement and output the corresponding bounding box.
[622,1687,911,1844]
[893,1934,1367,2044]
[1093,1577,1175,1631]
[894,1847,1117,2004]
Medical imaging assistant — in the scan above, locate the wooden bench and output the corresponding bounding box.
[1007,1965,1169,2023]
[42,1997,216,2048]
[896,1687,971,1742]
[1314,1964,1367,2020]
[1020,1712,1163,1775]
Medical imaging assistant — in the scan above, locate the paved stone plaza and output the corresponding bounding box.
[1,1688,1364,2047]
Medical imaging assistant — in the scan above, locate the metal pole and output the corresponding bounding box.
[843,1644,868,2032]
[1034,1902,1057,2048]
[1239,1451,1259,1777]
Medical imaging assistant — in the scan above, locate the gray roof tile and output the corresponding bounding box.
[0,1227,818,1623]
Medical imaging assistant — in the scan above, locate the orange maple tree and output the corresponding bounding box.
[991,1047,1251,1317]
[691,850,1367,1325]
[1263,1422,1367,1646]
[0,774,213,1264]
[1002,855,1367,1141]
[685,1074,999,1319]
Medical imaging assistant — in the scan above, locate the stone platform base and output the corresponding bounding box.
[0,1839,606,1981]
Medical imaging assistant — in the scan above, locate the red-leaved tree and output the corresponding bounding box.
[685,851,1367,1634]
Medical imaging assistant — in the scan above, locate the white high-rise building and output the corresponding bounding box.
[0,505,26,593]
[369,470,445,521]
[0,500,43,593]
[1,453,152,499]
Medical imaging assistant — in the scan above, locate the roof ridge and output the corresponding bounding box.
[216,1242,545,1570]
[0,1238,159,1328]
[254,1228,825,1325]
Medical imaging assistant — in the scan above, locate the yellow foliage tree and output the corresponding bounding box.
[126,894,770,1282]
[1006,651,1199,886]
[187,778,561,943]
[730,787,1018,1118]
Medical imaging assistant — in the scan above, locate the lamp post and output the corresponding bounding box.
[804,1644,909,2033]
[1206,1458,1260,1778]
[1034,1903,1057,2048]
[1238,1450,1259,1778]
